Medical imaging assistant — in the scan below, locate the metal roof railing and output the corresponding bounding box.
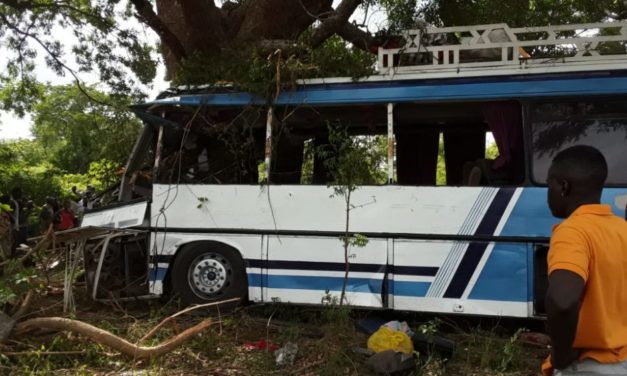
[377,21,627,76]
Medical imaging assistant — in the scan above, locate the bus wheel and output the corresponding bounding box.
[171,242,247,307]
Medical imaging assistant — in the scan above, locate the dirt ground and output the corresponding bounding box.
[0,285,549,376]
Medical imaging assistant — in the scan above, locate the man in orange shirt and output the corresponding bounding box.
[543,145,627,375]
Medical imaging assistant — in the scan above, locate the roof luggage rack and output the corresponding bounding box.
[377,21,627,76]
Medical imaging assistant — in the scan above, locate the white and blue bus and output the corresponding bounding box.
[81,22,627,318]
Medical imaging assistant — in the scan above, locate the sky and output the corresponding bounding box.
[0,2,388,141]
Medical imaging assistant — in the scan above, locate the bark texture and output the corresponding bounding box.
[131,0,376,74]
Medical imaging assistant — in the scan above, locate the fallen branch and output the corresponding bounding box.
[139,297,240,343]
[14,317,213,359]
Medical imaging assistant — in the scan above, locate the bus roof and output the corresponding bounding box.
[136,21,627,109]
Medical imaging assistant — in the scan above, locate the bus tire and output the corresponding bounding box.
[170,241,247,307]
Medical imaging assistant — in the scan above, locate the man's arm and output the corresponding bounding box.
[545,269,585,369]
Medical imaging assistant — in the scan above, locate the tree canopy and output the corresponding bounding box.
[0,85,138,204]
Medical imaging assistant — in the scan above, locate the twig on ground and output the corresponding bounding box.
[138,297,239,343]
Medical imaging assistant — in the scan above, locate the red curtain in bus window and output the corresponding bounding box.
[481,101,524,176]
[396,130,439,185]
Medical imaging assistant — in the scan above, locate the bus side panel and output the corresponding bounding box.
[263,236,388,307]
[392,240,530,317]
[391,187,531,317]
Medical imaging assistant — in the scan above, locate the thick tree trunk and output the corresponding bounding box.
[140,0,373,76]
[234,0,333,43]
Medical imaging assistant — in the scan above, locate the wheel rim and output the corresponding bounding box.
[188,252,232,299]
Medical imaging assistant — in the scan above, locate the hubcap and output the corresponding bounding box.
[188,253,232,298]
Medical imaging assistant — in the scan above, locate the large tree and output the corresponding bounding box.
[0,0,625,106]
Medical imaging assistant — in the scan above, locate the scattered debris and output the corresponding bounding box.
[367,326,414,354]
[382,320,415,337]
[365,349,416,375]
[242,339,279,351]
[358,317,456,360]
[274,341,298,367]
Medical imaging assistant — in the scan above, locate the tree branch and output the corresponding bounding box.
[179,0,226,51]
[337,22,378,52]
[129,0,187,61]
[0,13,110,106]
[309,0,363,48]
[256,39,300,51]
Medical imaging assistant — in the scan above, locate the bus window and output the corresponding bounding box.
[394,101,524,186]
[272,104,388,185]
[530,98,627,185]
[155,108,265,185]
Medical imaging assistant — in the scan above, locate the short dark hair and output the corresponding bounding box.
[550,145,608,190]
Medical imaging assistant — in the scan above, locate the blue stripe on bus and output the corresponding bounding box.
[247,259,438,276]
[247,259,387,273]
[467,243,529,302]
[393,281,431,297]
[149,267,167,281]
[139,75,627,107]
[443,187,516,298]
[247,273,383,293]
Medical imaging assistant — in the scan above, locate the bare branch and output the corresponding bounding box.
[256,39,300,51]
[309,0,363,48]
[337,22,378,52]
[129,0,187,61]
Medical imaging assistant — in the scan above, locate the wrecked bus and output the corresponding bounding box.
[80,22,627,318]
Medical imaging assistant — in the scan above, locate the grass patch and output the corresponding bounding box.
[0,289,548,375]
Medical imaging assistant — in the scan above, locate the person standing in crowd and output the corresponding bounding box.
[39,197,58,234]
[56,199,77,231]
[542,145,627,375]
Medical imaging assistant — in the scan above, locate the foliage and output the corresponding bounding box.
[320,122,387,191]
[0,259,37,308]
[0,139,121,205]
[0,139,63,202]
[0,0,157,114]
[58,159,120,194]
[175,34,376,99]
[0,84,136,207]
[31,84,141,173]
[420,0,627,27]
[486,140,500,160]
[317,123,388,305]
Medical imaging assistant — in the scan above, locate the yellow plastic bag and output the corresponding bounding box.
[367,326,414,354]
